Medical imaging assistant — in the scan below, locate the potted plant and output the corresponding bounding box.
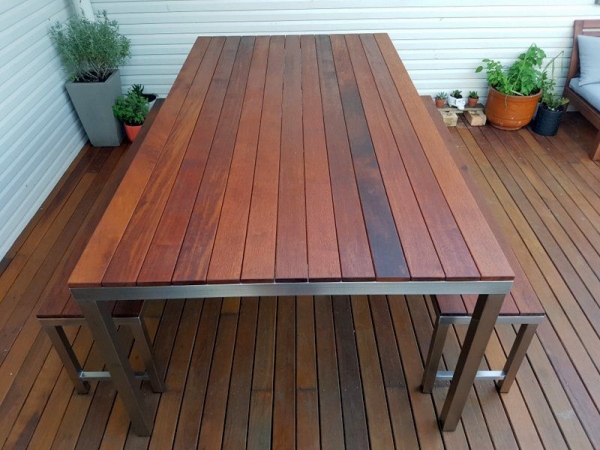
[112,90,149,142]
[435,92,448,108]
[448,90,466,110]
[475,44,558,130]
[468,91,479,108]
[531,72,569,136]
[130,84,158,106]
[50,11,130,147]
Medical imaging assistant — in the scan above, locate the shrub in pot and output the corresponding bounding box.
[448,90,466,110]
[468,91,479,108]
[476,44,552,130]
[532,74,569,137]
[435,92,447,108]
[50,11,130,147]
[130,84,158,106]
[113,90,149,142]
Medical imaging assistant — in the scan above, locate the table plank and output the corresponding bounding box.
[137,38,235,285]
[343,35,444,281]
[355,36,479,279]
[173,36,255,284]
[316,35,375,281]
[206,36,270,283]
[69,38,210,287]
[374,33,513,281]
[331,34,408,281]
[300,36,341,282]
[242,37,285,283]
[104,37,228,286]
[276,36,308,282]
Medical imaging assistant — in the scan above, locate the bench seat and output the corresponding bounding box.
[563,19,600,160]
[36,100,165,395]
[421,95,545,394]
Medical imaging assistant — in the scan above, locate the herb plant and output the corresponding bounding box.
[130,84,145,96]
[476,44,549,96]
[113,92,149,126]
[49,11,130,82]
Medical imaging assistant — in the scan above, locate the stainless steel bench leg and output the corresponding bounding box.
[421,319,449,394]
[78,299,153,436]
[130,317,165,393]
[497,322,538,393]
[43,325,90,394]
[440,293,504,431]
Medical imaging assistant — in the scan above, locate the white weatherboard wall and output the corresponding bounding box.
[92,0,600,101]
[0,0,86,259]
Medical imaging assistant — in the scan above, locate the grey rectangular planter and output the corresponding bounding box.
[66,70,125,147]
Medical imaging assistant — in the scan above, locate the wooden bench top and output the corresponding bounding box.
[69,34,513,289]
[423,96,543,316]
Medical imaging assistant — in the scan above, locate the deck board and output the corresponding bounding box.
[2,105,600,447]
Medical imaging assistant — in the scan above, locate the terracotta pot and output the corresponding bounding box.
[435,98,446,108]
[468,97,479,108]
[484,86,542,130]
[124,124,142,142]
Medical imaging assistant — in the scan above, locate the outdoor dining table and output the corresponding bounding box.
[69,33,514,436]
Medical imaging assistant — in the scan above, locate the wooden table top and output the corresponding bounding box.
[69,33,513,288]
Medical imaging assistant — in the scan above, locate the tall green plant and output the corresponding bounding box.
[49,11,130,82]
[476,44,547,96]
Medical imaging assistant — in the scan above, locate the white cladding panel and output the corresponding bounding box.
[91,0,600,99]
[0,0,86,259]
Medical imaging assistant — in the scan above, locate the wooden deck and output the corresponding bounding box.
[1,111,600,449]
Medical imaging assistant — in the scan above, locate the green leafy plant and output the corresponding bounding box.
[476,44,552,96]
[451,90,462,98]
[49,11,130,82]
[538,53,569,111]
[112,91,149,126]
[435,92,448,99]
[130,84,145,96]
[469,91,479,99]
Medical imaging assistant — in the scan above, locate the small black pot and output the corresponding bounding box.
[142,93,157,102]
[532,105,565,136]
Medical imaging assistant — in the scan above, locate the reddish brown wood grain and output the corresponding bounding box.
[242,37,285,283]
[330,34,408,281]
[207,36,270,283]
[104,37,228,286]
[373,33,513,281]
[173,36,255,284]
[344,35,443,281]
[359,34,480,281]
[69,37,210,287]
[276,36,308,282]
[315,35,375,281]
[300,35,341,282]
[137,37,234,285]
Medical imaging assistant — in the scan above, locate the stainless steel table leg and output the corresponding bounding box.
[439,293,504,431]
[77,298,154,436]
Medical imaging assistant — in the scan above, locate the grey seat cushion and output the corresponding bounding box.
[570,77,600,111]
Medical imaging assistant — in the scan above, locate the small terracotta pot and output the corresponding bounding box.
[468,97,479,108]
[484,86,542,130]
[124,124,142,142]
[435,98,446,108]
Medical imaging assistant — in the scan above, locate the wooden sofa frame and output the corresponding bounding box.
[563,19,600,160]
